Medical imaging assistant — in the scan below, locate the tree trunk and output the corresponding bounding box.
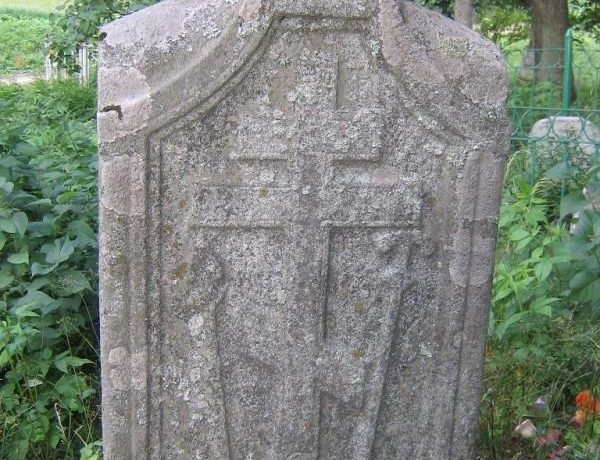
[531,0,569,83]
[454,0,473,28]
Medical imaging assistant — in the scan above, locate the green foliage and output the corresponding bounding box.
[0,80,100,459]
[480,315,600,459]
[0,13,49,76]
[571,0,600,41]
[48,0,158,73]
[476,4,530,45]
[480,146,600,459]
[0,0,65,16]
[80,441,102,460]
[558,164,600,306]
[418,0,600,46]
[489,151,571,342]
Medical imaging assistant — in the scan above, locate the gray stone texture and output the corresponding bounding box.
[98,1,509,459]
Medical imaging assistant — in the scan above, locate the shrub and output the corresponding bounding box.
[0,80,100,459]
[48,0,159,73]
[480,147,600,459]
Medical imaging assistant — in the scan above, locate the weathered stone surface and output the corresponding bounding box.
[98,1,510,459]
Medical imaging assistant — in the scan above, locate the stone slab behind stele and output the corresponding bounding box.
[529,116,600,171]
[97,1,510,459]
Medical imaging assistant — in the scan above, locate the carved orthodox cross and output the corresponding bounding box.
[190,32,423,458]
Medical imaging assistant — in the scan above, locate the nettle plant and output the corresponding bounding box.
[490,150,570,343]
[481,146,600,459]
[0,81,100,459]
[491,147,600,343]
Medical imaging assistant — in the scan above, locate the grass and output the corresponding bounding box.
[0,0,65,15]
[0,13,49,76]
[479,311,600,459]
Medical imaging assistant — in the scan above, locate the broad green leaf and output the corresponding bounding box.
[80,387,96,399]
[14,290,55,315]
[592,212,600,237]
[26,198,52,208]
[549,255,571,265]
[54,355,94,373]
[15,304,40,318]
[49,429,61,449]
[54,374,79,397]
[534,260,552,281]
[530,297,558,316]
[41,347,52,360]
[11,191,38,208]
[80,441,102,460]
[0,269,14,289]
[7,250,29,265]
[0,176,13,194]
[0,232,6,251]
[531,247,543,259]
[496,311,529,340]
[41,238,75,264]
[37,325,62,344]
[27,279,50,294]
[0,217,16,234]
[509,228,529,241]
[566,234,590,258]
[513,347,530,361]
[515,236,533,252]
[527,206,546,225]
[28,222,55,237]
[68,220,96,247]
[0,156,19,169]
[54,374,86,411]
[13,141,39,156]
[37,354,51,376]
[31,262,58,277]
[569,270,595,290]
[498,209,514,228]
[574,279,600,303]
[13,212,28,238]
[493,288,513,303]
[0,349,12,368]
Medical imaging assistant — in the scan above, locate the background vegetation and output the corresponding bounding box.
[0,80,100,459]
[0,0,63,16]
[0,0,599,459]
[0,14,49,76]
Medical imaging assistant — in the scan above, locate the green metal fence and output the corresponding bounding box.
[505,29,600,186]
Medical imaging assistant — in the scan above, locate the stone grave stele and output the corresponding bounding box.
[98,1,510,458]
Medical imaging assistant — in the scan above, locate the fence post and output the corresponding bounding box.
[44,41,54,81]
[78,44,90,86]
[561,28,574,114]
